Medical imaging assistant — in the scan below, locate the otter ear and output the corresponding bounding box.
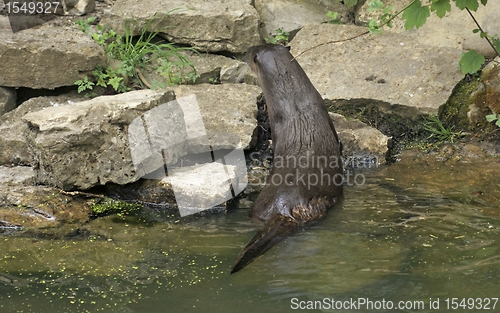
[253,54,258,63]
[285,46,291,51]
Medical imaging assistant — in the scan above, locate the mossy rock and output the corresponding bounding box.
[440,58,500,141]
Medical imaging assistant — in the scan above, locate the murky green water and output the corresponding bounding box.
[1,154,500,313]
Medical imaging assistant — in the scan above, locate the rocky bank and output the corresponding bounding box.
[0,0,500,230]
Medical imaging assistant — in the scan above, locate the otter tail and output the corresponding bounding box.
[231,215,298,274]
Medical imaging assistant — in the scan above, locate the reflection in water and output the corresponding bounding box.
[1,155,500,312]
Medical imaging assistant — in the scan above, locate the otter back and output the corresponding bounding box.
[231,44,343,274]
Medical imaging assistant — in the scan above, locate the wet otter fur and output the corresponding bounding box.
[231,44,343,274]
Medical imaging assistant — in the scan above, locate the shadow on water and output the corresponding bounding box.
[1,154,500,312]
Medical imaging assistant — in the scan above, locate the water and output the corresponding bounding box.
[1,153,500,312]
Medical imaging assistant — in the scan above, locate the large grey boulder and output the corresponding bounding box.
[101,0,261,53]
[0,25,105,89]
[22,90,176,190]
[19,84,259,190]
[289,24,464,117]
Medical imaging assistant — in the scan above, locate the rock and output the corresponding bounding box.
[106,155,247,214]
[127,94,188,177]
[0,87,16,116]
[188,52,250,84]
[172,84,260,150]
[0,166,35,185]
[0,24,106,89]
[0,184,92,230]
[22,90,176,190]
[478,56,500,116]
[0,16,13,39]
[0,95,82,166]
[104,179,176,204]
[0,120,30,165]
[140,51,250,85]
[19,85,258,190]
[60,0,96,16]
[187,51,251,84]
[443,56,500,131]
[167,161,245,216]
[330,113,391,166]
[254,0,350,40]
[101,0,261,53]
[289,24,463,116]
[356,0,500,58]
[220,61,250,84]
[2,11,58,33]
[129,84,258,182]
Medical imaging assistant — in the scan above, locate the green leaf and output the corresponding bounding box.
[496,119,500,127]
[383,5,393,14]
[368,19,381,34]
[326,11,342,24]
[492,40,500,55]
[459,50,485,74]
[108,76,123,91]
[431,0,452,18]
[344,0,358,8]
[454,0,479,11]
[367,0,384,12]
[326,11,339,19]
[480,0,487,5]
[402,0,430,30]
[486,114,498,122]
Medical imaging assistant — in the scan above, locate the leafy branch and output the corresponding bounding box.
[295,0,500,75]
[294,0,414,59]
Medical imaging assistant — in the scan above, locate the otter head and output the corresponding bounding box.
[246,44,292,78]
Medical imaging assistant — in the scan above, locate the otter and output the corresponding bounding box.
[231,44,343,273]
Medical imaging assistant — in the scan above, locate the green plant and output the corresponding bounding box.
[421,113,465,142]
[75,76,95,93]
[326,11,343,24]
[75,11,200,94]
[264,28,290,45]
[92,64,130,93]
[366,0,395,34]
[91,197,142,218]
[486,113,500,127]
[74,16,96,34]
